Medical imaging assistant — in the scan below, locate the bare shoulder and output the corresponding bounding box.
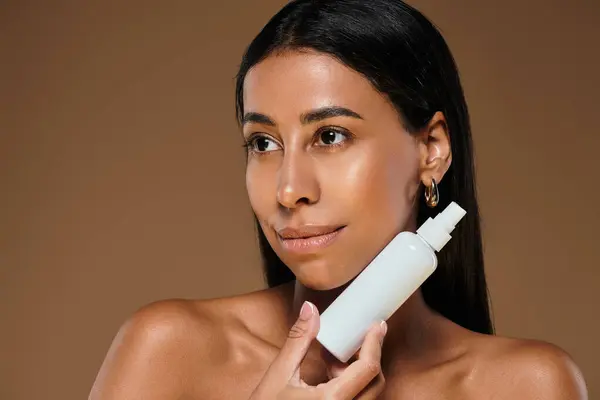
[470,334,588,399]
[89,298,223,399]
[89,285,292,400]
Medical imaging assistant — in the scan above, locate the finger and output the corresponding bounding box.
[279,385,320,400]
[356,320,386,363]
[325,321,387,399]
[321,347,348,379]
[261,301,320,385]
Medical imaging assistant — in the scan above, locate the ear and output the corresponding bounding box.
[417,111,452,187]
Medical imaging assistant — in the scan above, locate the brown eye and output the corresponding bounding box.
[318,128,347,146]
[255,137,270,151]
[246,135,281,153]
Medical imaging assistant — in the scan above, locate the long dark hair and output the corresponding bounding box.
[234,0,494,335]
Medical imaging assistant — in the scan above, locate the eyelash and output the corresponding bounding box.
[242,126,353,155]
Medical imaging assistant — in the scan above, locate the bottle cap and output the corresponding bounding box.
[416,201,466,252]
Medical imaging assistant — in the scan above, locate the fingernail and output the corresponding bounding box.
[380,320,388,336]
[299,301,315,320]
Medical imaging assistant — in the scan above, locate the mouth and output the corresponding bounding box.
[276,225,346,254]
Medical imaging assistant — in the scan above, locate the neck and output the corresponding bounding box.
[291,280,348,316]
[289,280,443,368]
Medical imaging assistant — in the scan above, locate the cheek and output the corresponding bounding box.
[245,159,277,221]
[321,139,420,230]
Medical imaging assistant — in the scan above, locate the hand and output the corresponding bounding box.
[249,301,387,399]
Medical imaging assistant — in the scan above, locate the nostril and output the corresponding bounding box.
[297,197,310,205]
[277,196,311,211]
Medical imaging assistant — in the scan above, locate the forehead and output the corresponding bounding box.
[243,50,390,118]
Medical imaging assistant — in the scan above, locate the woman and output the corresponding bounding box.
[90,1,587,398]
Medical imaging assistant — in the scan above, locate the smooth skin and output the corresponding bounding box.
[90,50,587,399]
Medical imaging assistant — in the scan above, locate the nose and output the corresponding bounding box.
[276,151,320,210]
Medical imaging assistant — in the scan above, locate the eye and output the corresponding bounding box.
[316,128,349,146]
[246,135,281,153]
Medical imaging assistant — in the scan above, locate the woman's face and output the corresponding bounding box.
[242,50,441,290]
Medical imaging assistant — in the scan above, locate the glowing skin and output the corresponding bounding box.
[243,50,450,291]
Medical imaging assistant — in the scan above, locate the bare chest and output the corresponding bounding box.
[193,360,474,400]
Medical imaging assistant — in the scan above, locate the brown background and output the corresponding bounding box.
[2,1,599,399]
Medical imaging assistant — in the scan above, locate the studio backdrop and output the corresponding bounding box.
[1,1,598,399]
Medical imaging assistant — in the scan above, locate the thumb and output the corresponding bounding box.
[262,301,320,384]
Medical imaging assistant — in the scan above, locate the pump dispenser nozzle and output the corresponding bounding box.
[416,201,466,251]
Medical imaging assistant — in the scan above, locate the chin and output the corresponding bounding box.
[290,259,355,291]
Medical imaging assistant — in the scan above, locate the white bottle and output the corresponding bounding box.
[315,201,467,362]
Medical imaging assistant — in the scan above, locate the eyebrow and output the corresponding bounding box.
[242,106,363,127]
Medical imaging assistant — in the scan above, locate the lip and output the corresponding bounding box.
[276,225,345,254]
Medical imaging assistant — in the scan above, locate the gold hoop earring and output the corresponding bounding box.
[424,178,439,208]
